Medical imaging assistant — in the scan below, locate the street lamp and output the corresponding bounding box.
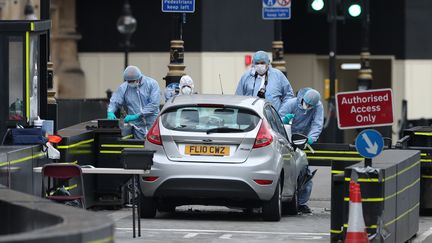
[117,0,137,70]
[357,0,372,91]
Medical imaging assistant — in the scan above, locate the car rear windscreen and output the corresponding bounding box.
[161,106,260,133]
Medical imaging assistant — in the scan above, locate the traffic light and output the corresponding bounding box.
[307,0,327,14]
[344,0,363,18]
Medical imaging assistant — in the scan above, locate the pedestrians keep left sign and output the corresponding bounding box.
[162,0,195,13]
[355,129,384,159]
[262,0,291,20]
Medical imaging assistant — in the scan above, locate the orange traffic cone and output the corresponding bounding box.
[345,181,370,243]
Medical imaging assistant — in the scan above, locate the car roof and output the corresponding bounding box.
[162,94,266,113]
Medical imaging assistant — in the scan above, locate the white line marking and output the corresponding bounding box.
[413,227,432,243]
[219,234,233,239]
[107,211,131,221]
[116,228,329,236]
[294,236,323,240]
[184,233,199,238]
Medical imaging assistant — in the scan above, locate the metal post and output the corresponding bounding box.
[325,0,344,143]
[329,0,336,100]
[124,36,130,69]
[164,13,186,87]
[271,20,287,75]
[365,158,372,167]
[357,0,372,91]
[40,0,50,59]
[137,175,141,237]
[132,175,136,238]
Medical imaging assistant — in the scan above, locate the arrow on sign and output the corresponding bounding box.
[362,133,378,155]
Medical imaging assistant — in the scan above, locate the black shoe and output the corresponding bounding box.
[298,205,312,214]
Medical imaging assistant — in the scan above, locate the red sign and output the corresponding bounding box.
[336,89,394,129]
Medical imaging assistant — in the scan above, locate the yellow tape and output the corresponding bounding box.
[61,161,78,164]
[306,150,360,155]
[384,178,420,201]
[86,236,114,243]
[344,177,420,203]
[25,31,30,119]
[101,144,144,148]
[422,175,432,179]
[384,160,420,182]
[344,197,384,202]
[121,134,134,140]
[331,170,344,174]
[421,153,428,156]
[307,156,363,161]
[421,159,432,163]
[385,203,419,227]
[345,177,381,183]
[0,152,46,167]
[344,224,377,229]
[414,132,432,136]
[57,139,94,149]
[330,229,343,234]
[30,22,34,31]
[64,184,77,191]
[100,150,122,154]
[341,203,420,233]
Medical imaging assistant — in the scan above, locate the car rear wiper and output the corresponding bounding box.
[205,127,245,134]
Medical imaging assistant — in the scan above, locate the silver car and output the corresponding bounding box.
[141,94,308,221]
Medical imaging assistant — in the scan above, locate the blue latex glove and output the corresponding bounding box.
[124,114,141,123]
[282,113,295,124]
[307,137,314,145]
[107,112,117,120]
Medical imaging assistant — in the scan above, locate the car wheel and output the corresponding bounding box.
[282,189,298,215]
[140,195,157,218]
[262,179,282,221]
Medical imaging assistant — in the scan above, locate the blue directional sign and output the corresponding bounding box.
[263,0,291,20]
[355,129,384,159]
[162,0,195,13]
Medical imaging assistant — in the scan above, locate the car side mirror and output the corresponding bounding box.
[291,133,308,150]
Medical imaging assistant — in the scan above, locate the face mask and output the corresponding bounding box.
[302,100,312,110]
[128,82,138,88]
[181,86,192,95]
[255,64,267,75]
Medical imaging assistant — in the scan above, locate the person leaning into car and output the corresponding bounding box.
[235,51,294,113]
[107,66,161,140]
[279,87,324,214]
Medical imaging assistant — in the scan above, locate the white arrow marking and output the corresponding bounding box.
[362,133,378,155]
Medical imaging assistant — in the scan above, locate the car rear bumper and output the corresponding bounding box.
[154,178,260,200]
[140,146,282,202]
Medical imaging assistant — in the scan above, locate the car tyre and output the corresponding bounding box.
[282,189,298,215]
[140,195,157,218]
[262,179,282,221]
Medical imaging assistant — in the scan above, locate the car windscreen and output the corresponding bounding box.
[161,105,261,133]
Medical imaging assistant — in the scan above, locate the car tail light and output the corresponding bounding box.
[147,118,162,145]
[253,120,273,148]
[254,179,273,185]
[143,176,159,182]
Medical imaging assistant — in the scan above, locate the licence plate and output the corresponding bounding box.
[185,145,230,156]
